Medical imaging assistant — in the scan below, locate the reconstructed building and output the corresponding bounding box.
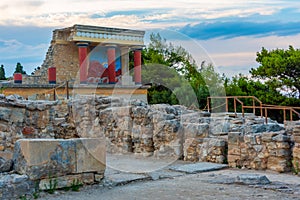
[3,24,148,101]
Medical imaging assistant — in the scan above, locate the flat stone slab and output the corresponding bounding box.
[104,173,150,186]
[235,174,271,185]
[148,170,185,181]
[169,162,228,174]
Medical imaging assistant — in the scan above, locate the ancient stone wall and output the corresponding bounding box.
[0,94,58,159]
[228,131,292,172]
[0,94,299,175]
[292,125,300,172]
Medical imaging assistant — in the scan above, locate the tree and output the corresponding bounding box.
[141,33,224,108]
[0,65,6,80]
[250,45,300,98]
[14,62,26,74]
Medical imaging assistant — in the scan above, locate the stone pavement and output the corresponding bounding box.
[42,155,300,200]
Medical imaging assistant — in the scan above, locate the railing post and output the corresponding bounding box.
[252,98,255,115]
[66,81,69,100]
[207,98,210,112]
[242,106,245,118]
[265,108,268,124]
[53,89,56,101]
[290,109,293,121]
[283,108,286,122]
[234,98,237,117]
[225,98,228,113]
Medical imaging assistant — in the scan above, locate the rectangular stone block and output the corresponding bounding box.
[267,156,290,172]
[293,136,300,143]
[95,173,104,182]
[228,132,243,145]
[39,174,81,190]
[261,132,278,142]
[13,138,106,180]
[13,139,76,180]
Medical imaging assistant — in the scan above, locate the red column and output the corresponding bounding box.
[77,42,89,84]
[48,67,56,84]
[134,49,142,84]
[107,47,116,84]
[14,73,22,84]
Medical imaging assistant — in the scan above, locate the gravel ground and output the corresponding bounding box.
[42,169,300,200]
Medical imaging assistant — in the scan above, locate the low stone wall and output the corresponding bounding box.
[228,131,292,172]
[0,94,299,175]
[292,125,300,172]
[0,138,106,198]
[0,95,59,160]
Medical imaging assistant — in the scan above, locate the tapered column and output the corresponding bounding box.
[107,46,116,84]
[77,42,89,84]
[121,47,129,76]
[134,49,142,84]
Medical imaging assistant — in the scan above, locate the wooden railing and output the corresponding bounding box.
[207,96,300,124]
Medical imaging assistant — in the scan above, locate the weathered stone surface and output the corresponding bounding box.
[13,139,76,180]
[0,174,34,199]
[169,162,228,174]
[39,174,83,190]
[76,138,106,173]
[13,138,106,180]
[103,173,149,186]
[0,157,13,172]
[235,174,270,185]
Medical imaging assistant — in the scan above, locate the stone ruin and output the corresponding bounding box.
[0,94,298,198]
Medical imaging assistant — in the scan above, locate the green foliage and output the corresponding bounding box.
[44,176,58,194]
[0,65,6,80]
[251,46,300,98]
[14,62,27,74]
[142,33,224,108]
[33,181,40,199]
[19,195,28,200]
[292,160,299,175]
[70,179,83,192]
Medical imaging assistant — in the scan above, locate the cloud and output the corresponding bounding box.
[179,21,300,39]
[0,0,295,29]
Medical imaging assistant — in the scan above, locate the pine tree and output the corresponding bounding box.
[14,62,26,74]
[0,65,5,80]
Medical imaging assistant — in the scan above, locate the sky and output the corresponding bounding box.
[0,0,300,77]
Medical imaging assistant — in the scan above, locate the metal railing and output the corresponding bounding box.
[207,96,300,124]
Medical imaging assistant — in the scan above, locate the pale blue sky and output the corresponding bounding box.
[0,0,299,77]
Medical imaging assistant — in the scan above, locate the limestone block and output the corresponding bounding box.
[276,142,290,149]
[272,134,290,142]
[228,145,241,156]
[39,174,81,190]
[293,147,300,159]
[267,156,290,172]
[13,138,106,180]
[75,138,106,174]
[261,132,278,142]
[95,173,104,182]
[228,132,243,145]
[13,139,76,180]
[293,136,300,143]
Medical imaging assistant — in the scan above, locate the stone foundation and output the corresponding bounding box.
[228,131,292,172]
